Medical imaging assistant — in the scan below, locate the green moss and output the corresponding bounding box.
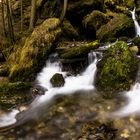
[8,18,62,81]
[50,73,65,87]
[0,81,32,109]
[132,37,140,47]
[96,41,138,96]
[0,81,31,94]
[83,10,109,31]
[60,40,100,59]
[97,14,135,41]
[61,20,79,39]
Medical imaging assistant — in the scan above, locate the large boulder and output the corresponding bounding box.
[8,18,62,81]
[97,14,135,42]
[95,41,138,96]
[66,0,104,25]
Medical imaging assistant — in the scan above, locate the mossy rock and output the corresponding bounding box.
[8,18,62,82]
[60,40,100,59]
[82,10,109,32]
[132,37,140,55]
[95,41,138,96]
[50,73,65,87]
[132,36,140,47]
[97,14,135,42]
[61,19,79,40]
[66,0,104,25]
[0,82,32,109]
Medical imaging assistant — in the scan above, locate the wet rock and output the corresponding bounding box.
[31,85,47,97]
[50,73,65,87]
[95,41,138,96]
[129,45,139,55]
[8,18,62,82]
[97,14,135,42]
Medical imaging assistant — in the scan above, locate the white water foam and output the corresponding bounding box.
[33,52,98,104]
[130,8,140,36]
[0,52,98,128]
[0,109,19,127]
[113,83,140,117]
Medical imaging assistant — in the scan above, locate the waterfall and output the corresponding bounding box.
[0,52,99,128]
[130,8,140,37]
[35,52,98,104]
[113,63,140,117]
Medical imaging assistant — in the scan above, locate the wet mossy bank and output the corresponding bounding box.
[0,82,32,108]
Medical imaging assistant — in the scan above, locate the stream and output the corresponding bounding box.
[0,8,140,140]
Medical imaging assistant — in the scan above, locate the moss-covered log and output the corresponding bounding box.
[60,40,100,59]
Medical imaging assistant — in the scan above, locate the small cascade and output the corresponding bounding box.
[88,51,102,64]
[34,52,99,104]
[0,110,19,127]
[0,52,100,128]
[113,63,140,117]
[113,83,140,117]
[130,8,140,36]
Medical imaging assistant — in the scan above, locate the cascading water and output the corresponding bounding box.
[0,110,19,127]
[0,52,99,128]
[112,61,140,117]
[130,8,140,36]
[35,52,98,104]
[112,8,140,117]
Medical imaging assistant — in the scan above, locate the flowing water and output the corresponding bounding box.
[130,8,140,36]
[1,9,140,139]
[0,51,140,139]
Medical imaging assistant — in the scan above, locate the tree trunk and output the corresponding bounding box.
[29,0,36,31]
[6,0,15,44]
[20,0,23,31]
[1,0,7,36]
[59,0,68,22]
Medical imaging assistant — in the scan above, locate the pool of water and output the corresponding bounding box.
[0,90,140,140]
